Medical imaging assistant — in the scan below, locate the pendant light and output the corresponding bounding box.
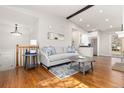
[11,24,22,36]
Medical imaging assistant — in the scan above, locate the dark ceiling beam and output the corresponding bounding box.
[66,5,94,19]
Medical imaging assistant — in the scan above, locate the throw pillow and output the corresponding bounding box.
[42,47,52,56]
[67,46,76,53]
[49,46,56,55]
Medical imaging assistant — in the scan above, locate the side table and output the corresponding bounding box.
[23,53,38,69]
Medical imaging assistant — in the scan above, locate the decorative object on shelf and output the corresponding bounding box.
[11,24,22,36]
[48,32,64,40]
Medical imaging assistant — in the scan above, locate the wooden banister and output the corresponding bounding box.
[16,44,39,67]
[16,44,19,67]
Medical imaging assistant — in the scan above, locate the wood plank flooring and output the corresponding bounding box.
[0,56,124,88]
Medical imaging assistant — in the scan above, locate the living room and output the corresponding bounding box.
[0,5,124,89]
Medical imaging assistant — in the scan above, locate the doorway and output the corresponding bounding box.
[72,28,80,49]
[111,34,122,56]
[91,38,97,56]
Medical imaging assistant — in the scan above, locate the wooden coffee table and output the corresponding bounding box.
[69,56,95,75]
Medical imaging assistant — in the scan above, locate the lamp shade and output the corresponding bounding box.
[11,32,22,36]
[30,40,37,45]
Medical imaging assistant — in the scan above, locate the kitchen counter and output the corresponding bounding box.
[78,47,93,57]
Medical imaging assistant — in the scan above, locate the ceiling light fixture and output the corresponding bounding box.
[92,28,96,31]
[110,25,113,28]
[48,25,52,29]
[99,9,103,13]
[86,24,90,27]
[79,18,82,22]
[11,24,22,36]
[105,18,109,22]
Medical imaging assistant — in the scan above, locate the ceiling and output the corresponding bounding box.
[5,5,123,32]
[10,5,85,17]
[70,5,123,32]
[0,6,38,27]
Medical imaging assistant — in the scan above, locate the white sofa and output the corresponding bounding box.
[40,46,79,69]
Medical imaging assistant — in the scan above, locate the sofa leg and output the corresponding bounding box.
[40,62,42,66]
[47,67,50,70]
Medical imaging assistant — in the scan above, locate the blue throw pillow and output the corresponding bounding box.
[67,46,76,53]
[42,47,52,56]
[71,46,76,53]
[49,46,56,55]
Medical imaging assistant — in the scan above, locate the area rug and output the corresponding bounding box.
[49,64,79,79]
[49,63,91,79]
[112,63,124,72]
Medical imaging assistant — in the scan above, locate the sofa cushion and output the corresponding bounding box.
[48,53,79,62]
[42,47,52,56]
[55,47,64,54]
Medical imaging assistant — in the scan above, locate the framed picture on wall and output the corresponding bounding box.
[48,32,64,40]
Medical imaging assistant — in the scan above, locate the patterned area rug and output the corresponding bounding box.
[49,63,91,79]
[112,63,124,72]
[49,64,79,79]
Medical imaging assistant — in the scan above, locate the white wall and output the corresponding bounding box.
[98,31,112,56]
[0,7,37,71]
[29,13,85,49]
[0,6,86,71]
[38,15,72,48]
[0,23,32,71]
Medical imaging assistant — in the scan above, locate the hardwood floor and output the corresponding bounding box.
[0,56,124,88]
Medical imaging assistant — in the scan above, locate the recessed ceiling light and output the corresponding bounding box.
[86,24,90,27]
[105,18,109,22]
[79,18,82,22]
[110,25,113,28]
[48,25,52,29]
[99,9,103,13]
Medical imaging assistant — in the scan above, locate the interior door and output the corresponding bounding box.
[91,38,97,56]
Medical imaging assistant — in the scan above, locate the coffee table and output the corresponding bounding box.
[69,56,95,75]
